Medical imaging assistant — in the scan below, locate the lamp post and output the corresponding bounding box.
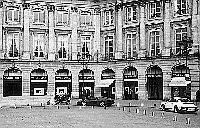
[77,52,91,99]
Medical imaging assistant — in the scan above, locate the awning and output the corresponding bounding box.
[96,79,115,87]
[169,77,190,87]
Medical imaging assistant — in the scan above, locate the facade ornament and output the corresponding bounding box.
[22,3,30,9]
[71,6,78,13]
[47,4,55,12]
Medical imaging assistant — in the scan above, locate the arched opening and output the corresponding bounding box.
[146,65,163,100]
[96,68,115,99]
[123,66,138,100]
[3,67,22,97]
[78,69,94,99]
[30,68,48,96]
[55,69,72,97]
[169,64,191,99]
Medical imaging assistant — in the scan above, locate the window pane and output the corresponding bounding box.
[14,10,19,21]
[34,12,38,22]
[7,10,12,21]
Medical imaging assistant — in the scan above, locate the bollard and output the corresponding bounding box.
[68,106,70,109]
[143,109,146,115]
[136,108,139,114]
[143,109,147,115]
[151,112,155,117]
[14,104,17,109]
[123,107,125,111]
[141,103,144,107]
[173,116,177,121]
[129,103,132,106]
[186,118,190,124]
[117,102,120,110]
[104,105,106,110]
[57,105,60,109]
[161,112,164,118]
[29,106,32,109]
[92,106,94,109]
[79,106,82,109]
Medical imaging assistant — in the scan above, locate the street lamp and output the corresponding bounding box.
[77,52,91,99]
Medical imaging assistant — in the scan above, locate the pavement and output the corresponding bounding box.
[0,100,200,128]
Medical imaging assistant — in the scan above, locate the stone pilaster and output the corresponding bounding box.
[22,3,30,60]
[115,5,123,59]
[48,5,56,61]
[163,2,171,56]
[138,5,146,58]
[0,2,3,58]
[71,7,78,60]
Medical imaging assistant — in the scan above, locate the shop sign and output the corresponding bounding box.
[3,76,22,80]
[55,76,71,80]
[147,74,162,77]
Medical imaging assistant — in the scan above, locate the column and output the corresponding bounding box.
[115,5,123,59]
[163,1,171,56]
[0,2,3,58]
[138,5,146,58]
[48,5,56,61]
[71,7,78,60]
[22,3,30,60]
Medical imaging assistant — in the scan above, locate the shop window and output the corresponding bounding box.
[150,31,161,57]
[34,88,44,95]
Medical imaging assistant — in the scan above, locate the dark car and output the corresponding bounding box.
[77,97,115,107]
[54,94,71,105]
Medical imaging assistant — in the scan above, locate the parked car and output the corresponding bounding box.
[160,97,199,113]
[54,94,71,105]
[77,97,115,107]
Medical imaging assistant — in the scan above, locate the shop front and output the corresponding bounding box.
[123,66,138,100]
[169,64,191,99]
[96,68,115,99]
[30,68,48,96]
[55,69,72,97]
[79,69,94,99]
[3,67,22,97]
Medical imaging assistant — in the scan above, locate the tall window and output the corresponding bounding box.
[126,33,137,58]
[105,35,114,60]
[125,5,137,22]
[6,8,20,23]
[33,33,45,58]
[150,31,161,57]
[58,35,68,59]
[33,10,45,24]
[149,1,161,19]
[175,27,187,54]
[81,35,91,58]
[80,11,92,26]
[104,10,114,26]
[7,33,19,58]
[175,0,188,15]
[57,11,69,25]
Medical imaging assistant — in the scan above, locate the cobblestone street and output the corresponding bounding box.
[0,100,200,128]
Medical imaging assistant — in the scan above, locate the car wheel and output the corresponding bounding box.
[161,104,166,111]
[99,101,105,107]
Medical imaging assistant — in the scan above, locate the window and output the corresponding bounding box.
[175,27,187,54]
[6,8,20,23]
[149,1,161,19]
[104,10,114,26]
[7,33,20,58]
[80,11,92,26]
[33,11,45,23]
[125,5,137,22]
[150,31,161,57]
[81,35,91,59]
[57,11,69,25]
[126,33,137,58]
[33,33,45,58]
[57,35,69,59]
[175,0,188,15]
[105,35,114,60]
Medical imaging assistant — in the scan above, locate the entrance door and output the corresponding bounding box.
[3,80,22,97]
[124,81,138,100]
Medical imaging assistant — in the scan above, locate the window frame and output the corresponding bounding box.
[175,0,188,15]
[125,4,137,23]
[175,27,187,54]
[6,7,20,23]
[33,33,45,58]
[104,9,114,26]
[80,35,92,59]
[80,10,92,26]
[7,32,20,58]
[57,34,69,59]
[56,10,69,25]
[126,32,137,59]
[105,35,114,60]
[149,1,162,19]
[149,30,161,57]
[33,10,45,24]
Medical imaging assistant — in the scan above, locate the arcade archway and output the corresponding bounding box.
[55,69,72,97]
[169,64,191,99]
[146,65,163,100]
[30,68,48,96]
[79,69,94,99]
[123,66,138,100]
[3,67,22,97]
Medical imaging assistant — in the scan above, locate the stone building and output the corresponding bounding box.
[0,0,200,105]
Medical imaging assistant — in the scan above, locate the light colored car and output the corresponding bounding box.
[160,97,199,113]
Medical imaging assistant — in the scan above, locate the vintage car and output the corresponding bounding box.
[160,97,199,113]
[77,97,115,107]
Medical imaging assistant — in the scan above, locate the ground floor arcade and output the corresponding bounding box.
[0,58,200,103]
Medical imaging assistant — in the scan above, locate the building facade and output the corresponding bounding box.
[0,0,200,104]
